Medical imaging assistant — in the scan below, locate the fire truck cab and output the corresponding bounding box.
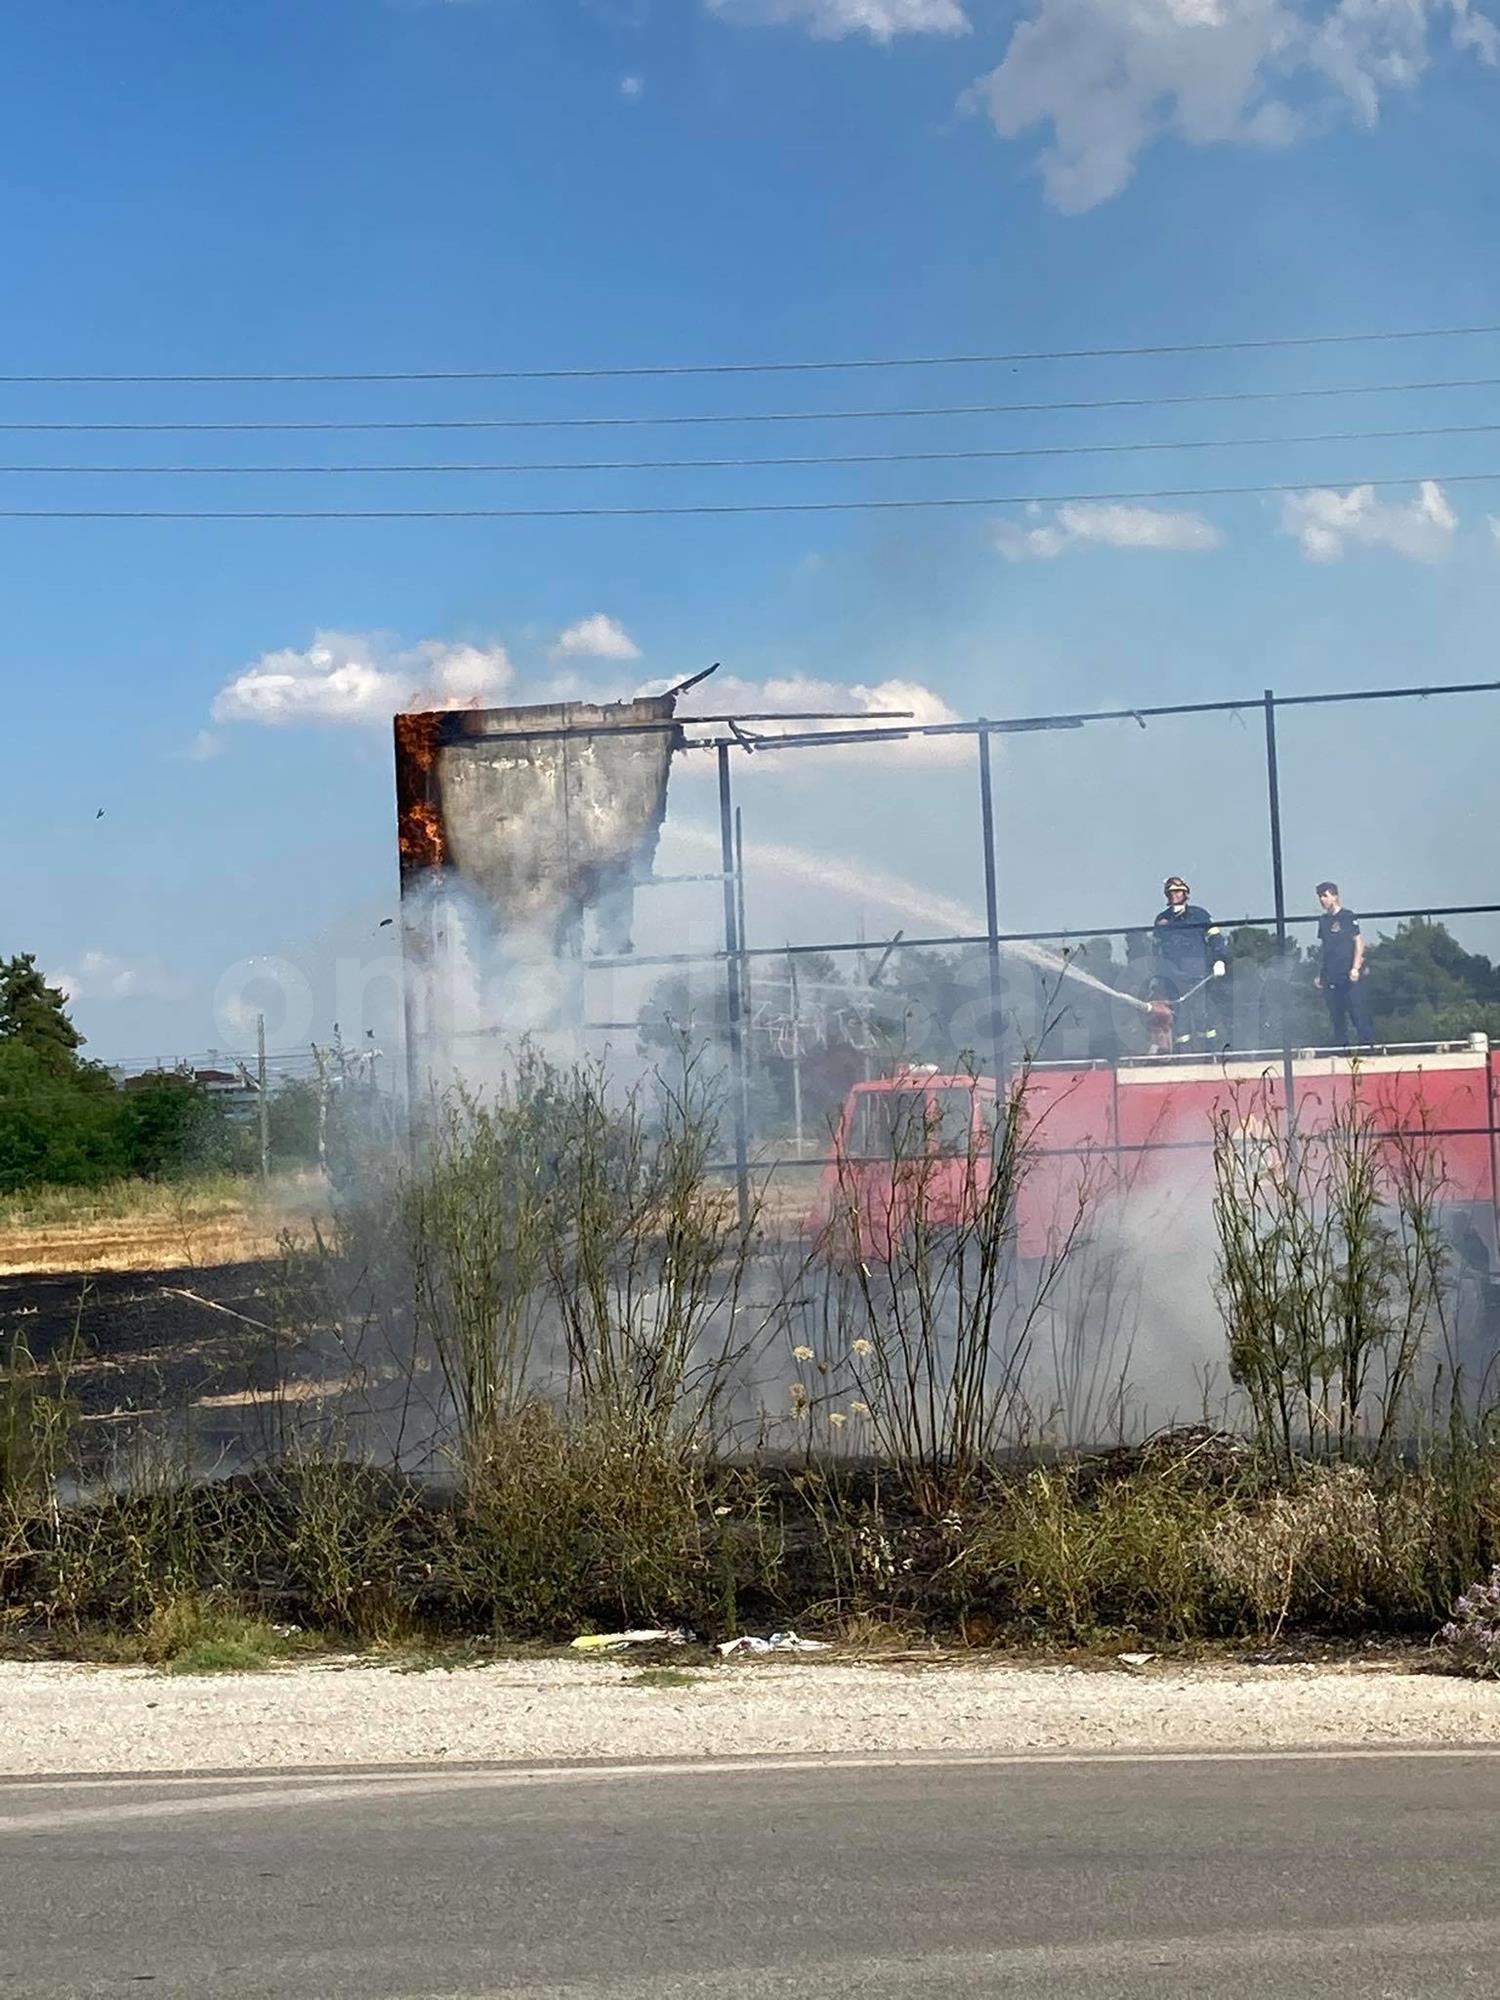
[812,1041,1500,1271]
[809,1064,1001,1261]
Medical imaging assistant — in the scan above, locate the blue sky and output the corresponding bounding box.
[3,0,1500,1061]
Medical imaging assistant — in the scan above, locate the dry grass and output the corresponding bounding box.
[0,1173,327,1274]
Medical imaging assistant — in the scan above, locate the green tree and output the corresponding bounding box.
[119,1073,240,1179]
[268,1077,322,1169]
[1223,927,1324,1049]
[0,954,84,1073]
[1362,919,1500,1043]
[0,953,134,1190]
[0,1041,124,1191]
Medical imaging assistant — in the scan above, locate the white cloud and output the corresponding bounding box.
[211,631,513,727]
[970,0,1498,212]
[1488,515,1500,548]
[550,613,642,662]
[1279,479,1457,561]
[620,73,645,97]
[1455,0,1500,56]
[994,501,1224,560]
[187,729,223,762]
[53,951,183,1004]
[406,639,515,706]
[210,626,960,769]
[705,0,969,39]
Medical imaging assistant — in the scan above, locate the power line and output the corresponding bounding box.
[3,321,1500,383]
[0,469,1496,519]
[106,1053,319,1073]
[6,418,1500,476]
[1,374,1496,435]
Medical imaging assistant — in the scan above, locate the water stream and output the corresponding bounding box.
[665,825,1151,1015]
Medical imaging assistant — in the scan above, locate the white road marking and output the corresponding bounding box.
[3,1743,1500,1835]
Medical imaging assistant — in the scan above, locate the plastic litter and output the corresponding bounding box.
[717,1631,832,1657]
[1117,1652,1157,1669]
[570,1629,693,1653]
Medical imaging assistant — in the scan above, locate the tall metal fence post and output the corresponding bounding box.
[1263,688,1298,1143]
[787,947,805,1158]
[718,743,751,1228]
[977,723,1006,1086]
[734,805,751,1028]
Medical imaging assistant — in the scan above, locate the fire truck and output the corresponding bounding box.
[811,1042,1500,1272]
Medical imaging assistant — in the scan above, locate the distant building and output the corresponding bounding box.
[117,1066,260,1123]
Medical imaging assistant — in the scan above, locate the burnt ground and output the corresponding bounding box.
[1,1259,285,1403]
[0,1259,431,1473]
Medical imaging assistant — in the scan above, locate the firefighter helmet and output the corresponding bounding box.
[1163,875,1190,896]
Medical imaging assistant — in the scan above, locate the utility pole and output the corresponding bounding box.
[311,1042,330,1174]
[257,1012,270,1184]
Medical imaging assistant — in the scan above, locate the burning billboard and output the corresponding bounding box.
[394,692,681,963]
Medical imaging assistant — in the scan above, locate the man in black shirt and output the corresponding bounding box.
[1151,875,1228,1052]
[1315,880,1373,1048]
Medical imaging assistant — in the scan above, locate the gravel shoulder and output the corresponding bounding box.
[3,1654,1500,1776]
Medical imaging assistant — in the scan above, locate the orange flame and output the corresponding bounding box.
[395,711,443,774]
[394,711,448,875]
[399,799,445,872]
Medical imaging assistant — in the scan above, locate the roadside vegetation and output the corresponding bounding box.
[0,953,328,1197]
[3,1039,1500,1673]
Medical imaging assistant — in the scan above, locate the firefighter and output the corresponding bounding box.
[1314,880,1373,1048]
[1150,876,1229,1053]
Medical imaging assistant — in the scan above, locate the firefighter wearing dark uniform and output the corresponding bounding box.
[1151,876,1228,1054]
[1315,880,1373,1048]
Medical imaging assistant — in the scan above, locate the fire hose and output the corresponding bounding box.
[1147,965,1226,1054]
[1172,966,1224,1007]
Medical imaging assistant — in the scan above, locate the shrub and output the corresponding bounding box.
[141,1597,285,1674]
[1212,1087,1454,1470]
[1200,1462,1440,1633]
[1440,1564,1500,1678]
[955,1461,1234,1640]
[444,1404,738,1637]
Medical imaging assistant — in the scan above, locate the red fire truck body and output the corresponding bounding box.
[813,1045,1500,1263]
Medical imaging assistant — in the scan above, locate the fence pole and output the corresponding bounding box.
[788,947,805,1159]
[735,805,751,1028]
[977,723,1006,1085]
[1263,688,1298,1143]
[718,743,751,1228]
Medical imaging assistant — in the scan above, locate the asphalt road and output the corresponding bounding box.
[3,1750,1499,1998]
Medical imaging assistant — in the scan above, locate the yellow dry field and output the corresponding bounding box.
[0,1164,819,1276]
[0,1173,329,1275]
